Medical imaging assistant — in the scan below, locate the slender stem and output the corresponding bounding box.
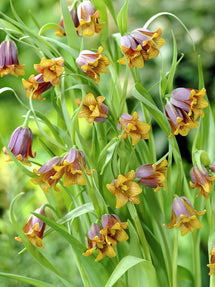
[127,202,151,261]
[193,230,201,287]
[172,229,178,287]
[22,110,32,128]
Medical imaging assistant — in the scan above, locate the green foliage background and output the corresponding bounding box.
[0,0,215,286]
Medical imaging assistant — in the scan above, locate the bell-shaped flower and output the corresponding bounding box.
[3,126,36,165]
[75,93,109,125]
[207,243,215,275]
[31,156,62,194]
[55,8,79,37]
[165,102,198,137]
[170,88,208,120]
[83,223,116,261]
[118,112,150,145]
[76,46,110,83]
[53,148,92,186]
[76,1,105,36]
[131,27,165,60]
[22,73,52,100]
[117,35,145,69]
[135,158,168,191]
[100,214,129,244]
[15,207,46,248]
[164,196,206,236]
[106,170,142,208]
[0,40,25,77]
[34,57,64,86]
[190,165,215,199]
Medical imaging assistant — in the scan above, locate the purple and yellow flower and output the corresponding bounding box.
[75,93,109,125]
[164,196,206,236]
[106,170,142,208]
[100,214,129,244]
[55,8,79,37]
[15,207,46,248]
[210,162,215,172]
[190,165,215,199]
[34,57,64,86]
[31,157,62,194]
[165,102,199,137]
[3,126,36,165]
[207,243,215,275]
[135,158,168,191]
[118,112,150,145]
[76,46,110,83]
[52,148,92,186]
[75,1,105,36]
[83,223,116,261]
[118,27,165,69]
[22,73,52,100]
[170,88,208,120]
[0,40,25,77]
[83,215,129,261]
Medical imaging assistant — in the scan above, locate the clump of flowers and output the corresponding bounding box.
[106,170,142,208]
[164,196,206,236]
[3,126,36,165]
[0,40,25,77]
[190,165,215,199]
[75,93,109,125]
[135,158,168,191]
[15,207,46,248]
[118,27,165,69]
[118,112,150,145]
[83,214,128,261]
[76,46,110,83]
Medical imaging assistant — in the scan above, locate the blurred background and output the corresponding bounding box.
[0,0,214,286]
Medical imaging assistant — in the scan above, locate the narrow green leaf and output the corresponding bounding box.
[101,0,117,25]
[9,193,74,287]
[39,23,64,36]
[0,272,53,287]
[0,87,28,110]
[117,0,129,35]
[34,213,109,287]
[167,32,177,94]
[177,265,194,287]
[105,255,157,287]
[60,0,81,50]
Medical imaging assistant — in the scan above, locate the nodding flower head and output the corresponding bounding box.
[0,40,25,77]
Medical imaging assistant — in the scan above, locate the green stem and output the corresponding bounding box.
[127,202,151,262]
[22,110,32,128]
[172,229,178,287]
[193,230,201,287]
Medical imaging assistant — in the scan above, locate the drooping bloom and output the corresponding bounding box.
[83,215,129,261]
[106,170,142,208]
[22,73,52,100]
[100,214,129,244]
[52,148,92,186]
[135,158,168,191]
[31,157,62,194]
[210,162,215,172]
[83,223,116,261]
[3,126,36,165]
[34,57,64,86]
[55,8,79,37]
[76,1,105,36]
[207,243,215,275]
[164,196,206,236]
[165,102,199,137]
[75,93,109,125]
[118,27,165,69]
[76,46,110,83]
[118,112,150,145]
[190,165,215,199]
[170,88,208,120]
[15,207,46,248]
[0,40,25,77]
